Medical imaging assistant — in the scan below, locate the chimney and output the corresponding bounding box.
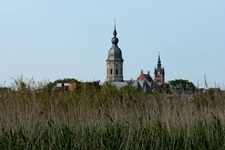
[141,69,143,74]
[147,71,150,75]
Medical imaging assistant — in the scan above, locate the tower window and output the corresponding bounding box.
[116,69,118,75]
[110,69,112,75]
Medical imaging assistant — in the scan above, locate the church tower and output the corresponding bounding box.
[154,53,165,87]
[106,22,124,82]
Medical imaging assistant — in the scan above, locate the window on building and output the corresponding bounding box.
[116,69,118,75]
[110,69,112,75]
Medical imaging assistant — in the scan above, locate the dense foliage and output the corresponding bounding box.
[156,83,171,93]
[168,79,195,93]
[156,79,195,94]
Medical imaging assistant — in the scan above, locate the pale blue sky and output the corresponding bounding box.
[0,0,225,89]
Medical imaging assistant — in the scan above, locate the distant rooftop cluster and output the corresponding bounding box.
[106,22,165,92]
[0,23,223,94]
[51,22,165,93]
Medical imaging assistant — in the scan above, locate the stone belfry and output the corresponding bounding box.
[106,21,124,82]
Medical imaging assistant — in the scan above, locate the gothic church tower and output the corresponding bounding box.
[106,22,124,82]
[154,53,165,87]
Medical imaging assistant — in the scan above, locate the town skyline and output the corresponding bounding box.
[0,0,224,89]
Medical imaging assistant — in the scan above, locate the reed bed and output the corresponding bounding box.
[0,81,225,149]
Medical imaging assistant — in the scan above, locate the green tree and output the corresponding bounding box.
[168,79,195,94]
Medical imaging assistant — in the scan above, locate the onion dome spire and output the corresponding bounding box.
[111,19,119,46]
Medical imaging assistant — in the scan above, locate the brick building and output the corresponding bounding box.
[154,54,165,88]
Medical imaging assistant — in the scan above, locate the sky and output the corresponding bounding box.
[0,0,225,89]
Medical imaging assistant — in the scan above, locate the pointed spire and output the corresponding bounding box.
[113,18,117,37]
[157,52,161,69]
[158,52,161,64]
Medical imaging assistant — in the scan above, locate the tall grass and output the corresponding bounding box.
[0,79,225,149]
